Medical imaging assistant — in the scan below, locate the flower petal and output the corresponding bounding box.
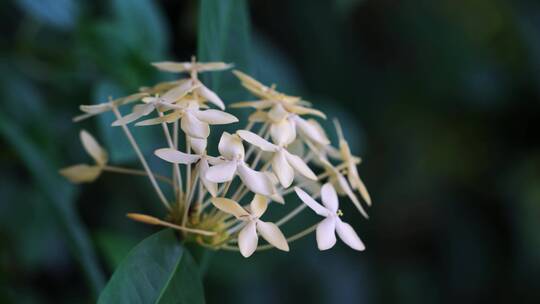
[59,164,102,183]
[218,132,245,160]
[293,115,330,145]
[294,187,329,217]
[154,148,200,164]
[237,163,275,196]
[151,61,191,72]
[256,220,289,252]
[229,100,273,109]
[111,103,154,126]
[348,164,372,206]
[205,160,237,183]
[198,159,218,197]
[268,104,289,123]
[136,111,182,126]
[210,197,249,218]
[250,194,268,218]
[320,183,339,213]
[237,130,277,152]
[272,150,294,187]
[238,221,258,258]
[193,109,238,125]
[335,218,365,251]
[284,150,317,180]
[181,111,210,138]
[80,130,107,166]
[188,136,207,155]
[316,217,337,250]
[270,119,296,147]
[197,85,225,110]
[160,79,195,103]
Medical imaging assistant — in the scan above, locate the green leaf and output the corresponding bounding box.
[98,229,205,304]
[0,113,105,298]
[197,0,252,100]
[111,0,168,60]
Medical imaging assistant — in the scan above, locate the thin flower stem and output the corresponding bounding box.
[172,120,179,197]
[112,106,171,211]
[158,111,183,201]
[181,126,193,229]
[102,166,173,185]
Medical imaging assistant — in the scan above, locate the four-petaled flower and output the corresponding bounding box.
[236,129,317,187]
[205,132,275,196]
[295,183,365,251]
[211,195,289,257]
[59,130,108,183]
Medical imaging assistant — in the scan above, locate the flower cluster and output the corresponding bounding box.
[61,57,372,257]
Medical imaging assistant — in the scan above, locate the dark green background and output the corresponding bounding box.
[1,0,540,303]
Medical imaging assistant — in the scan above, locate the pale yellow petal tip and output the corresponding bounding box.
[126,213,162,225]
[59,164,101,183]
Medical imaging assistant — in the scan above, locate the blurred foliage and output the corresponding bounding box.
[1,0,540,303]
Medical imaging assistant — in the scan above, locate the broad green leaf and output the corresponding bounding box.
[197,0,252,100]
[98,229,205,304]
[111,0,168,60]
[0,113,105,298]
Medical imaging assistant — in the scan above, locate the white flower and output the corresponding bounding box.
[205,132,275,196]
[237,130,316,188]
[154,137,219,196]
[136,101,238,139]
[59,130,108,183]
[211,195,289,257]
[294,184,365,251]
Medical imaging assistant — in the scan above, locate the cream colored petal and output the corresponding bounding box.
[271,150,294,188]
[154,148,200,164]
[135,111,182,126]
[256,220,289,252]
[270,120,296,147]
[268,104,289,122]
[80,130,107,165]
[218,132,245,160]
[181,112,210,139]
[193,109,238,125]
[316,217,337,251]
[198,159,217,197]
[294,187,329,217]
[335,218,365,251]
[188,136,207,155]
[197,85,225,110]
[59,164,101,183]
[80,103,110,114]
[237,163,275,196]
[210,197,249,218]
[248,111,268,122]
[229,100,273,109]
[284,150,317,180]
[348,164,372,206]
[293,116,330,145]
[152,61,191,72]
[238,221,258,258]
[249,194,268,218]
[320,183,339,213]
[205,160,237,183]
[160,80,195,103]
[111,103,155,126]
[287,105,327,119]
[195,62,233,72]
[337,174,369,219]
[237,130,277,152]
